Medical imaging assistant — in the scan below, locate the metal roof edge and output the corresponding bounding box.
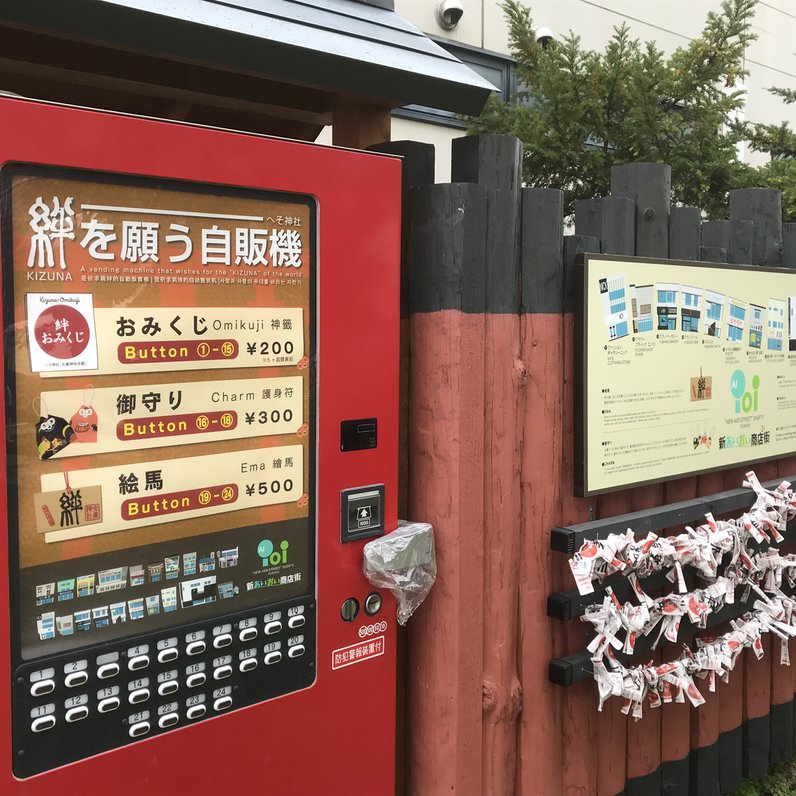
[0,0,494,116]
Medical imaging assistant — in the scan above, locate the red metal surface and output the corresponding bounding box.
[0,98,400,795]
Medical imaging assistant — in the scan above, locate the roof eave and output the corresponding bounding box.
[0,0,493,116]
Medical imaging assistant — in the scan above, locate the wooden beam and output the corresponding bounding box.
[0,26,333,126]
[0,71,324,140]
[332,97,391,149]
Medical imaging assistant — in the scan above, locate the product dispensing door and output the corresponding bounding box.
[0,97,399,794]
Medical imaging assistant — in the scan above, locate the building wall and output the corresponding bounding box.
[386,0,796,181]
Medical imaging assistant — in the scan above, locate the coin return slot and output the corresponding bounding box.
[364,592,383,616]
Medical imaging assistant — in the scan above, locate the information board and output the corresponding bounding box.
[3,164,315,659]
[578,253,796,495]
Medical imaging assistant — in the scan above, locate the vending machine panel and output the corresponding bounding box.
[0,97,399,795]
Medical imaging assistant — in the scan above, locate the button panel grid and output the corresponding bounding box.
[12,598,315,778]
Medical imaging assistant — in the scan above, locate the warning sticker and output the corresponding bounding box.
[331,636,385,670]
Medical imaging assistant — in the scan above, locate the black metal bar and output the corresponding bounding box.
[550,474,796,554]
[548,652,592,687]
[548,587,760,686]
[547,571,679,621]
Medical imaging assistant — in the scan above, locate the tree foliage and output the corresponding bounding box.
[747,87,796,160]
[466,0,760,217]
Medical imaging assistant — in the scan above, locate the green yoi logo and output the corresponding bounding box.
[730,369,760,414]
[257,539,289,567]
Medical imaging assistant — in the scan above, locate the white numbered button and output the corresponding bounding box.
[98,663,120,679]
[187,673,206,688]
[213,665,232,681]
[129,721,150,738]
[65,672,88,688]
[98,697,120,713]
[213,634,232,649]
[158,713,179,729]
[31,716,56,733]
[66,706,89,723]
[30,680,55,697]
[186,641,206,656]
[264,651,282,666]
[264,621,282,636]
[239,628,257,643]
[288,615,306,630]
[158,681,179,697]
[239,659,257,673]
[128,655,150,672]
[158,649,178,664]
[186,705,206,720]
[288,645,306,659]
[129,688,150,705]
[214,696,233,712]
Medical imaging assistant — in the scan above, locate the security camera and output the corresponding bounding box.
[435,0,464,30]
[534,26,555,48]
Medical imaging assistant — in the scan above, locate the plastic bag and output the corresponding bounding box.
[362,521,436,625]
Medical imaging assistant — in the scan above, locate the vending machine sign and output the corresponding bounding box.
[3,164,317,775]
[6,166,315,657]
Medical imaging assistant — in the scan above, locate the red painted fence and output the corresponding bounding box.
[374,135,796,796]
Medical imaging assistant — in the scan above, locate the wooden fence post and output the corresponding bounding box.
[658,203,702,796]
[669,207,701,261]
[518,186,565,796]
[452,134,524,796]
[611,162,671,258]
[784,222,796,267]
[701,220,729,263]
[729,219,754,264]
[565,222,631,795]
[730,188,784,268]
[406,182,487,796]
[367,140,435,796]
[575,197,634,255]
[611,162,670,796]
[733,189,792,777]
[561,233,603,794]
[684,241,730,796]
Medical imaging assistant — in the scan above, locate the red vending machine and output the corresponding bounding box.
[0,97,400,794]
